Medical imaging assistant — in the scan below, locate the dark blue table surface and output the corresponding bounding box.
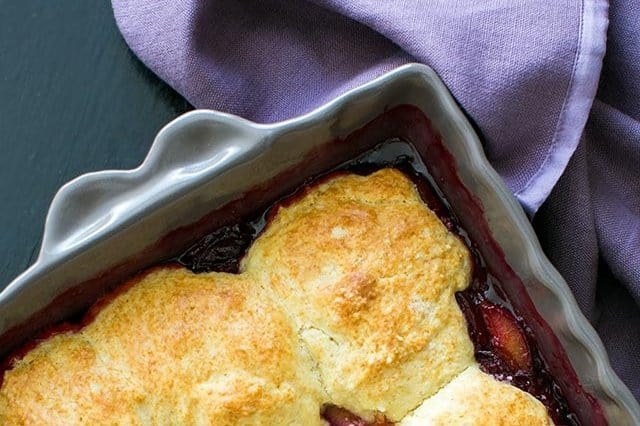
[0,1,192,289]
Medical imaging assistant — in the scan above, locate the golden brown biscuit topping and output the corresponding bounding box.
[0,169,552,425]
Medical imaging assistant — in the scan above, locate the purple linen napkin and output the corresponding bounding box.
[111,0,639,398]
[534,0,640,399]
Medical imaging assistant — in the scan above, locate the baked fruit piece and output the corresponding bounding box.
[0,268,325,425]
[0,168,554,425]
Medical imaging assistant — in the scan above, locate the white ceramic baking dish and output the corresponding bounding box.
[0,64,637,424]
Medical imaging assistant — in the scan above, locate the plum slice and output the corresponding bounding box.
[480,301,532,372]
[321,404,392,426]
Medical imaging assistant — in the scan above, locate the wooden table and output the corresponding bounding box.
[0,1,192,289]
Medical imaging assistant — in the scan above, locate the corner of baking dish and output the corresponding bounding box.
[0,63,637,424]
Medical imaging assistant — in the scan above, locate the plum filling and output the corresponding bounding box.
[178,223,255,273]
[321,404,393,426]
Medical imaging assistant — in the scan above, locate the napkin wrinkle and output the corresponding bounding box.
[594,261,640,399]
[515,0,607,213]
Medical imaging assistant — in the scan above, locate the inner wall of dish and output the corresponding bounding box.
[0,105,602,424]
